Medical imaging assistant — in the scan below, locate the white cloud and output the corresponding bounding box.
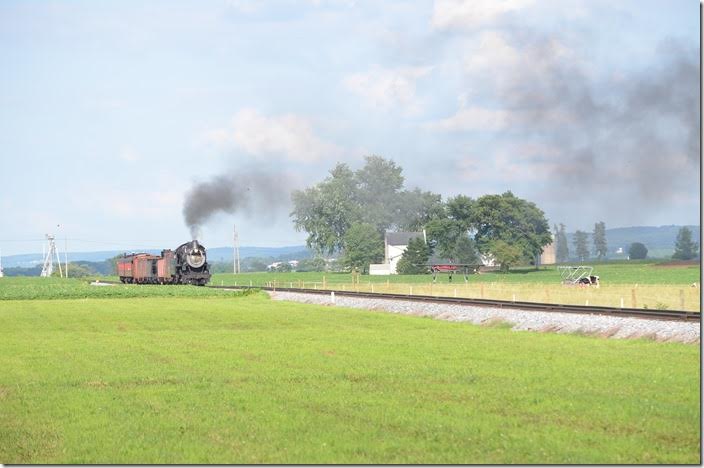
[426,30,583,133]
[225,0,261,14]
[118,147,140,162]
[462,31,520,75]
[457,142,563,183]
[342,65,433,115]
[204,109,343,163]
[493,143,563,180]
[431,0,534,31]
[428,104,576,133]
[462,31,580,87]
[426,106,511,132]
[105,189,181,217]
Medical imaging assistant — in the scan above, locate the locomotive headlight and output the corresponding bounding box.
[186,250,206,268]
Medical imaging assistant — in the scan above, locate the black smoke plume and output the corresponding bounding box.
[183,169,291,238]
[487,32,699,223]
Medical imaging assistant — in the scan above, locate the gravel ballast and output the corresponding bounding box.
[269,291,700,344]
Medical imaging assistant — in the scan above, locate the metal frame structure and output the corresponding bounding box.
[40,234,63,278]
[558,265,593,285]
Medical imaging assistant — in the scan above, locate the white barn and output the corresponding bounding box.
[369,231,425,275]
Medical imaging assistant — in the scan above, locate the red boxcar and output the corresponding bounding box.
[156,250,176,282]
[118,253,158,284]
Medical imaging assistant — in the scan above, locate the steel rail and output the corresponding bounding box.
[89,280,700,322]
[208,284,701,322]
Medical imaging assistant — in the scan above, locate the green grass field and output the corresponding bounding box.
[0,286,700,463]
[0,277,254,301]
[211,260,700,286]
[205,261,701,311]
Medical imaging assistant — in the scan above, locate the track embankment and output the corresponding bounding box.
[267,290,700,344]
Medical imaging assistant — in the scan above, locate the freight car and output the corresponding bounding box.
[117,240,211,285]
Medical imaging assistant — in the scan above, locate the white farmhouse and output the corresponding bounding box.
[369,231,425,275]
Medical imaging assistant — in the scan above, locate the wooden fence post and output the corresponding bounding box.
[631,289,637,308]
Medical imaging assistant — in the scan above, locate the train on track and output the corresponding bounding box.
[117,240,211,285]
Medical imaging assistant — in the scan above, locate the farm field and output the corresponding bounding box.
[0,289,700,463]
[209,261,701,312]
[0,277,254,301]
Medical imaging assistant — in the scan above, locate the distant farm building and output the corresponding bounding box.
[267,260,299,271]
[369,231,425,275]
[537,238,556,265]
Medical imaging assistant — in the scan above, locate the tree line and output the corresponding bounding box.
[554,223,699,262]
[553,222,608,262]
[290,156,552,273]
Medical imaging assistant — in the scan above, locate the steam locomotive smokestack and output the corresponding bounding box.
[182,169,291,238]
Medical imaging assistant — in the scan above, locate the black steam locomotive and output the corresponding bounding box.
[117,240,212,285]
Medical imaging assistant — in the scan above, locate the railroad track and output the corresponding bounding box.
[208,284,701,323]
[89,280,700,322]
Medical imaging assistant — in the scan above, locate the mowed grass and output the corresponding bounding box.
[0,293,699,464]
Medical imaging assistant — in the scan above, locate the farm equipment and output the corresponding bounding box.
[428,263,482,283]
[558,266,600,286]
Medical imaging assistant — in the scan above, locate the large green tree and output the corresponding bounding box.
[469,191,551,271]
[424,195,475,260]
[449,235,479,264]
[354,155,405,232]
[395,189,445,231]
[396,236,431,274]
[672,227,699,260]
[573,230,590,261]
[593,221,607,260]
[445,195,474,230]
[489,240,523,273]
[341,223,384,273]
[628,242,648,260]
[290,163,359,254]
[290,156,443,254]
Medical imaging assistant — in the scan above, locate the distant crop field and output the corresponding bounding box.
[0,293,699,463]
[210,262,701,311]
[0,277,253,301]
[212,261,700,286]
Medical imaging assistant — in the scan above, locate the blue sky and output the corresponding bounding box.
[0,0,699,255]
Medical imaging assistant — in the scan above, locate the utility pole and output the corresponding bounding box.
[0,248,4,278]
[233,224,240,274]
[64,233,68,278]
